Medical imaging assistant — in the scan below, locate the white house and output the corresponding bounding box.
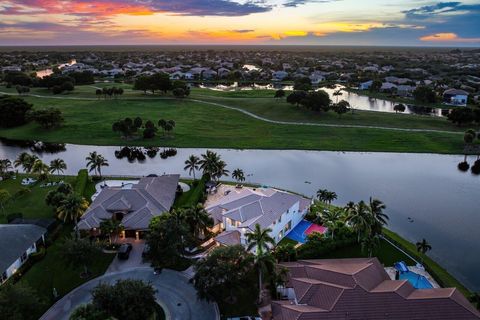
[443,89,469,107]
[0,224,46,284]
[206,186,311,250]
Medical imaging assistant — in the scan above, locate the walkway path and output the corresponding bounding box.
[40,267,219,320]
[0,91,461,135]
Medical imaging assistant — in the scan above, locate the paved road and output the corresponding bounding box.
[0,91,461,135]
[40,268,219,320]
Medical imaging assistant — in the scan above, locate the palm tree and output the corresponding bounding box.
[184,155,200,180]
[321,208,343,239]
[57,194,89,239]
[183,204,213,239]
[14,152,38,173]
[232,168,245,183]
[94,155,109,179]
[368,197,389,235]
[0,159,12,178]
[99,219,124,244]
[333,89,343,103]
[85,151,99,176]
[317,189,337,204]
[254,252,276,303]
[0,189,11,217]
[86,152,108,179]
[49,158,67,178]
[345,201,372,242]
[416,238,432,264]
[361,234,380,257]
[31,159,50,181]
[199,150,229,181]
[246,224,275,256]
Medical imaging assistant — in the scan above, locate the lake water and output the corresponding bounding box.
[199,83,447,117]
[0,142,479,291]
[35,59,77,79]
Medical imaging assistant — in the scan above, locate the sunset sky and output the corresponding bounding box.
[0,0,479,46]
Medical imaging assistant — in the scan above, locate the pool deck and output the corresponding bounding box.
[385,266,440,288]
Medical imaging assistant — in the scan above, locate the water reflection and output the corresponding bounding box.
[198,83,448,117]
[1,140,479,290]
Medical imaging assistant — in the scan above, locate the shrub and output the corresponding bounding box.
[6,212,23,223]
[74,169,89,197]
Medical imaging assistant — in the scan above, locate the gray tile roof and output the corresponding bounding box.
[0,224,46,272]
[207,187,310,231]
[78,175,180,230]
[214,230,241,246]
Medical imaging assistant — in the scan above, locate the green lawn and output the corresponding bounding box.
[0,175,115,317]
[0,85,467,154]
[318,238,415,266]
[0,175,77,223]
[18,226,115,311]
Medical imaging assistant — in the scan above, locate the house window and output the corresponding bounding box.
[20,252,27,263]
[279,215,282,223]
[285,221,292,232]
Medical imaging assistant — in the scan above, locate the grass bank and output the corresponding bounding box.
[383,228,471,297]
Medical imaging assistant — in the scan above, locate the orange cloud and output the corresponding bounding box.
[420,32,480,42]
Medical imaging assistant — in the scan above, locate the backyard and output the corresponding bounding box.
[0,174,115,318]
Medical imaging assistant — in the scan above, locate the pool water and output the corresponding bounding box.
[286,220,312,243]
[400,271,433,289]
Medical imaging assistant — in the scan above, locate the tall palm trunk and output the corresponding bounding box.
[258,265,263,303]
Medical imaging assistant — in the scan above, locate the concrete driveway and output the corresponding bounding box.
[106,240,147,273]
[40,267,219,320]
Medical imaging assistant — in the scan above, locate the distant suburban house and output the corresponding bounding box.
[397,84,416,97]
[169,71,185,80]
[309,72,326,85]
[1,224,47,284]
[206,186,311,250]
[443,89,469,107]
[77,175,180,238]
[358,80,373,90]
[272,71,289,81]
[272,258,480,320]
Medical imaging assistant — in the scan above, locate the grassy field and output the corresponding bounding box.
[0,175,76,223]
[0,84,467,154]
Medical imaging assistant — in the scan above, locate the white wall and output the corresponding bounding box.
[1,242,38,284]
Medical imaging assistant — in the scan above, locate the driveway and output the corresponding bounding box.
[40,267,219,320]
[106,239,147,273]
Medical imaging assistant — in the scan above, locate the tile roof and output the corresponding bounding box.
[207,187,310,231]
[78,175,179,230]
[272,258,480,320]
[0,224,46,272]
[214,230,241,246]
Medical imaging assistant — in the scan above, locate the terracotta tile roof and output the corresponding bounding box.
[272,258,480,320]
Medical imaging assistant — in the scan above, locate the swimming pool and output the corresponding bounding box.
[285,220,327,243]
[400,271,433,289]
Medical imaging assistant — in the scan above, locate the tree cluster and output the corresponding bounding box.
[36,74,75,94]
[112,117,174,140]
[70,280,157,320]
[413,86,436,103]
[133,72,172,94]
[447,107,480,126]
[27,107,64,129]
[95,87,124,99]
[286,90,333,112]
[0,96,33,128]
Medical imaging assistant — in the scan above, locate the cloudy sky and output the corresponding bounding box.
[0,0,479,46]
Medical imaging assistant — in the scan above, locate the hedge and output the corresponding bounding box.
[174,175,208,208]
[382,229,471,297]
[74,169,89,197]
